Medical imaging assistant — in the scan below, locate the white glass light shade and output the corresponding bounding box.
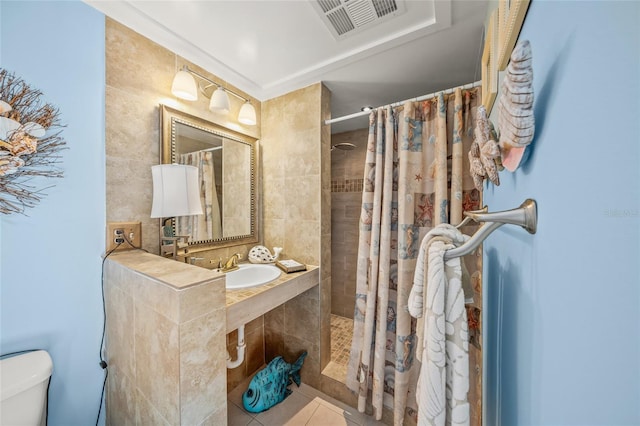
[171,70,198,101]
[209,87,230,113]
[151,164,203,218]
[238,102,257,125]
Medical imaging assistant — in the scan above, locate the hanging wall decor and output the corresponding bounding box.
[497,40,534,172]
[0,68,67,215]
[469,105,502,191]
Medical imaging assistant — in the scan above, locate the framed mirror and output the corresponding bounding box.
[160,104,258,250]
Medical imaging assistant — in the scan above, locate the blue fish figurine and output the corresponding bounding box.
[242,352,307,413]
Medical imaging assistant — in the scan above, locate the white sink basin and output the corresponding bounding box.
[225,264,282,289]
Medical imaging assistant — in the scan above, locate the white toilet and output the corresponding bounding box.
[0,350,53,426]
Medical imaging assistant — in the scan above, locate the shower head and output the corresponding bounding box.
[331,143,356,152]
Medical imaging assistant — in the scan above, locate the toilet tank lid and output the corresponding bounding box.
[0,350,53,402]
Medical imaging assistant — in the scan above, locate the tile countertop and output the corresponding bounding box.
[225,265,319,333]
[108,250,224,289]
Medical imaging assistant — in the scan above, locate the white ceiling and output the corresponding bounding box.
[87,0,488,133]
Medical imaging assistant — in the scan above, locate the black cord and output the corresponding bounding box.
[95,239,150,425]
[120,232,149,253]
[119,232,136,249]
[96,367,108,426]
[96,243,121,426]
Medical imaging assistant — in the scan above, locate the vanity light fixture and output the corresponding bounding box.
[209,87,231,114]
[238,101,257,125]
[170,68,198,101]
[171,65,257,126]
[361,106,373,112]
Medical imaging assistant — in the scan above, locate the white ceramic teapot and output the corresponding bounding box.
[248,246,283,264]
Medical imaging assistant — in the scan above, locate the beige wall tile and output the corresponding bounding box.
[106,19,174,97]
[330,149,366,317]
[264,305,285,364]
[320,277,332,369]
[263,327,285,364]
[283,334,320,389]
[105,284,135,380]
[283,175,320,222]
[106,366,136,426]
[246,315,264,333]
[178,278,225,323]
[135,389,172,426]
[283,128,321,176]
[245,326,265,375]
[260,83,331,388]
[226,346,247,394]
[135,278,180,323]
[264,304,284,331]
[262,175,285,221]
[180,309,227,425]
[134,303,180,424]
[284,220,320,266]
[197,405,227,426]
[319,374,358,412]
[263,218,285,250]
[284,287,319,340]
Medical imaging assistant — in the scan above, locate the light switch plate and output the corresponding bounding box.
[106,221,142,252]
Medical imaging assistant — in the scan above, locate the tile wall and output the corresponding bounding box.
[330,129,369,318]
[105,18,260,256]
[105,17,333,404]
[260,83,332,386]
[104,250,227,425]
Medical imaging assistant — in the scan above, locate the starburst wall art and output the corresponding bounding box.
[0,68,67,215]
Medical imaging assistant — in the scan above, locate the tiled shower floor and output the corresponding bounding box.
[331,314,353,366]
[322,314,354,382]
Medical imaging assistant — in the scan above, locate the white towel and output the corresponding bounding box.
[409,224,472,319]
[409,224,471,426]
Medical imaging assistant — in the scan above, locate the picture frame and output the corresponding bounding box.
[481,9,499,112]
[497,0,531,70]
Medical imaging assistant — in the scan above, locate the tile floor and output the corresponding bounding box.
[228,376,385,426]
[322,314,354,383]
[330,314,353,366]
[228,314,377,425]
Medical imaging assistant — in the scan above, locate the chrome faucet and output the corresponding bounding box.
[221,253,242,272]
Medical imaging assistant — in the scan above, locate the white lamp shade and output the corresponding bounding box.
[238,102,257,125]
[151,164,203,218]
[171,70,198,101]
[209,87,230,113]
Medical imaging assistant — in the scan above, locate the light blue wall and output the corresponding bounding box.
[484,1,639,425]
[0,2,106,425]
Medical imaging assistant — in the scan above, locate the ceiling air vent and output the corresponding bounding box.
[313,0,406,39]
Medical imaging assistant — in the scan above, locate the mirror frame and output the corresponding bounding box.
[160,104,258,251]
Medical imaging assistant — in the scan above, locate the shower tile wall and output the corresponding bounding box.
[331,129,369,318]
[260,83,332,388]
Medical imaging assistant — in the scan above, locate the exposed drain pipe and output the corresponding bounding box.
[227,324,245,369]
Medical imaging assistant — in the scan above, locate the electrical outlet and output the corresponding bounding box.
[106,221,142,252]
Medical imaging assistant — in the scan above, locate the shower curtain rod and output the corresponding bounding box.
[325,80,482,125]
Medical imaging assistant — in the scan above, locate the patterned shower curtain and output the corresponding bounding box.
[176,151,222,241]
[347,89,482,425]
